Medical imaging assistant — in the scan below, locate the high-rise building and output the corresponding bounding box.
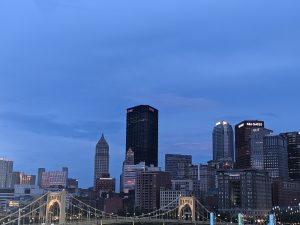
[40,168,68,189]
[120,149,146,193]
[250,127,272,169]
[0,158,13,189]
[37,168,45,187]
[95,177,116,195]
[165,154,192,179]
[126,105,158,166]
[94,134,109,188]
[135,170,171,211]
[263,135,289,179]
[12,172,36,186]
[235,120,265,169]
[217,169,272,214]
[213,121,234,162]
[280,132,300,182]
[188,164,200,180]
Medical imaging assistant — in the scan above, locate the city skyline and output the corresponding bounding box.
[0,0,300,187]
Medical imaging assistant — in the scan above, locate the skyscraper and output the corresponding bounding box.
[263,134,289,179]
[165,154,192,179]
[212,121,234,162]
[94,134,109,188]
[37,168,45,187]
[126,105,158,166]
[235,120,265,169]
[0,158,13,188]
[120,149,146,193]
[41,169,67,189]
[280,132,300,181]
[249,127,272,169]
[135,170,171,211]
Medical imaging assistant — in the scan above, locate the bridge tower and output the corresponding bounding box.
[178,196,196,222]
[45,191,66,225]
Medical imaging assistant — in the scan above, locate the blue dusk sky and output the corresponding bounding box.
[0,0,300,188]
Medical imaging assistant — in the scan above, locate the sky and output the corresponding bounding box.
[0,0,300,189]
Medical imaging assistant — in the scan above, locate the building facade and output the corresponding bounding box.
[165,154,192,179]
[217,169,272,212]
[280,132,300,181]
[40,168,68,189]
[12,172,36,186]
[0,158,13,189]
[250,127,273,169]
[121,157,146,194]
[126,105,158,166]
[135,171,171,212]
[272,179,300,207]
[213,121,234,162]
[94,134,110,188]
[235,120,265,169]
[37,168,45,187]
[263,135,289,179]
[95,177,116,195]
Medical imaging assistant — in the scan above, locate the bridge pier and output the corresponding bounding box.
[210,212,214,225]
[269,214,275,225]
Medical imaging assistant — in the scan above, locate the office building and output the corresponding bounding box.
[263,135,289,179]
[213,121,234,162]
[94,134,110,188]
[250,127,272,169]
[165,154,192,179]
[272,179,300,207]
[37,168,45,187]
[135,171,171,211]
[188,164,200,180]
[0,158,13,189]
[121,149,146,193]
[126,105,158,166]
[235,120,265,169]
[217,169,271,212]
[95,177,116,195]
[280,132,300,181]
[40,168,68,189]
[12,172,36,186]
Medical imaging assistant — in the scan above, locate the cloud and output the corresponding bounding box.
[127,93,219,112]
[0,112,123,140]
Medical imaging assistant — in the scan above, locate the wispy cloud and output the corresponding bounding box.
[0,112,123,140]
[127,93,219,112]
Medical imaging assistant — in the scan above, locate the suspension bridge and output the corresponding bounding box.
[0,191,273,225]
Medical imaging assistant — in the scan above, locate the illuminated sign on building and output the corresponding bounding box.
[238,123,244,128]
[238,122,263,128]
[9,201,19,207]
[246,122,263,127]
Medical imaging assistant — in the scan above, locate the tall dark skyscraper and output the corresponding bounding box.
[126,105,158,166]
[212,121,234,162]
[235,120,265,169]
[280,132,300,182]
[94,134,109,188]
